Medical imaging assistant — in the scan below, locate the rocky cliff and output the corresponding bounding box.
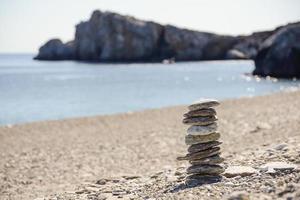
[35,10,300,78]
[254,23,300,78]
[35,39,75,60]
[74,10,164,61]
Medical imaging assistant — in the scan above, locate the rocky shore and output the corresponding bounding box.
[1,91,300,199]
[34,10,300,78]
[44,139,300,200]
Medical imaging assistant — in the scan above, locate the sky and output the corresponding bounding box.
[0,0,300,53]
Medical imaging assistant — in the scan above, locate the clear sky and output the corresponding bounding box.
[0,0,300,53]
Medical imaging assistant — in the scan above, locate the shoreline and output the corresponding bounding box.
[1,88,298,128]
[1,90,300,199]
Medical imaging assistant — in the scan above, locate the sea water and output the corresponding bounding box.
[0,54,299,125]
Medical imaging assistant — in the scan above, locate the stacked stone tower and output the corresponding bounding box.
[178,99,224,185]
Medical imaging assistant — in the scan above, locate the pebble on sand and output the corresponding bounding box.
[259,162,297,172]
[226,191,250,200]
[223,166,258,178]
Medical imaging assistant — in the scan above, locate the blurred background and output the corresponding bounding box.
[0,0,300,125]
[0,0,300,52]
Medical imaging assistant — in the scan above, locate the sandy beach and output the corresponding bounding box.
[1,91,300,199]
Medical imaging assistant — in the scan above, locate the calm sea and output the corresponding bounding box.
[0,54,299,125]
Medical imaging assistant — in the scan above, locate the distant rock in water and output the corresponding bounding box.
[35,39,75,60]
[202,36,239,60]
[234,31,273,60]
[36,10,220,62]
[161,25,215,61]
[35,10,300,78]
[34,10,267,62]
[74,10,163,61]
[253,23,300,78]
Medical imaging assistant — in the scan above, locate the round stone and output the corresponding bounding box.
[188,99,220,111]
[189,154,224,165]
[188,141,222,153]
[187,123,218,136]
[184,108,217,118]
[186,164,224,175]
[185,132,220,145]
[183,115,217,126]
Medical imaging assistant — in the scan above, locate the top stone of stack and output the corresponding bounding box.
[188,99,220,111]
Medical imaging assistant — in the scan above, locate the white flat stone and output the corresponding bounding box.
[259,162,297,172]
[223,166,258,178]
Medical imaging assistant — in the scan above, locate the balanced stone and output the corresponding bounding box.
[187,123,218,136]
[183,115,217,126]
[184,108,217,118]
[188,141,222,153]
[187,164,225,175]
[188,99,220,111]
[177,146,220,161]
[185,132,220,145]
[189,154,224,165]
[185,175,222,186]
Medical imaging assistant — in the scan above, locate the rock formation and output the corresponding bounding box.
[35,10,273,62]
[161,25,215,61]
[177,99,224,186]
[253,23,300,78]
[202,36,239,60]
[74,10,163,61]
[35,39,75,60]
[34,10,300,78]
